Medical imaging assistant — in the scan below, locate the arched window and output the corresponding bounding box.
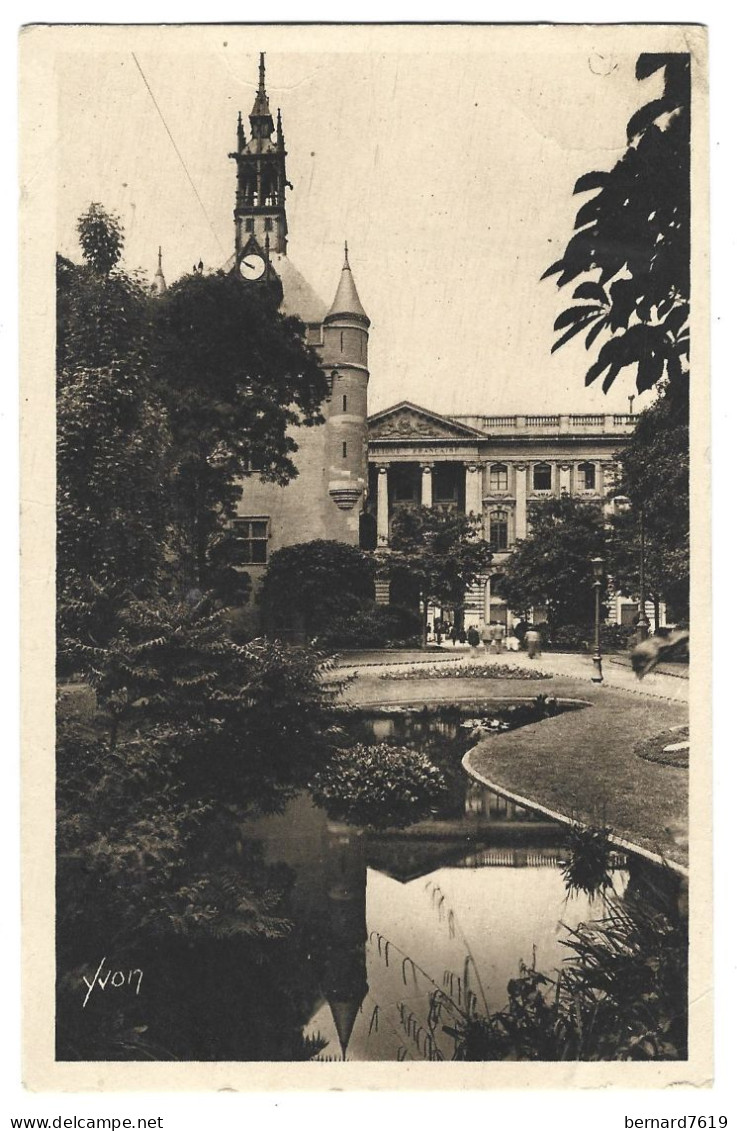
[533,462,552,491]
[488,464,508,492]
[489,510,509,551]
[577,462,596,491]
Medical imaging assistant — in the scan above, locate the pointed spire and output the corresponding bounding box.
[237,109,245,149]
[153,245,166,295]
[250,51,273,130]
[325,244,370,325]
[276,107,284,149]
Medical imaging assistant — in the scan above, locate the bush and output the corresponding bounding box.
[317,601,422,649]
[310,742,448,828]
[547,623,633,652]
[259,540,375,638]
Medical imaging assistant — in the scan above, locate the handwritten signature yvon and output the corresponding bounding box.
[82,957,143,1008]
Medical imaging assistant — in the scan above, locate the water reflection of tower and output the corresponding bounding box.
[322,821,369,1060]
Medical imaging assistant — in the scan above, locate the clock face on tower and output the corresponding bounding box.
[239,253,266,280]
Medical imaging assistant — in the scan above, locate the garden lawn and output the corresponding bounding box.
[347,670,688,870]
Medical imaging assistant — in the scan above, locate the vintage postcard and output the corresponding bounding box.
[20,22,710,1091]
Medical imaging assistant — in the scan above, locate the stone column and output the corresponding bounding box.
[515,463,528,541]
[559,462,572,496]
[594,460,603,495]
[421,463,433,508]
[377,465,389,547]
[465,463,482,518]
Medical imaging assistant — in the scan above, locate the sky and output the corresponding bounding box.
[55,25,681,417]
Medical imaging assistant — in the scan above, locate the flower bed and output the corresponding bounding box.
[378,662,552,681]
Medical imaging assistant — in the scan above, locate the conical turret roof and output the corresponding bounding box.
[328,997,364,1060]
[325,244,370,326]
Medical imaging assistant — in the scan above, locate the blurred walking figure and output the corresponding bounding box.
[449,624,458,646]
[467,625,480,651]
[491,621,505,654]
[480,623,493,650]
[523,627,541,659]
[630,629,689,679]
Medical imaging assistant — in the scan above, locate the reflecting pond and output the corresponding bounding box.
[241,708,658,1062]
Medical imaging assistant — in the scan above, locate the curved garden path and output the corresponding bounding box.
[341,651,689,872]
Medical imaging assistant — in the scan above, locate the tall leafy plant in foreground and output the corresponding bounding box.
[543,53,690,399]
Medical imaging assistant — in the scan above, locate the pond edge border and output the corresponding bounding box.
[461,749,689,879]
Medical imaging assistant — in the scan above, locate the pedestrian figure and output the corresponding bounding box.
[523,627,541,659]
[467,625,480,650]
[480,622,493,650]
[458,627,467,646]
[449,625,458,646]
[630,629,689,679]
[491,621,505,653]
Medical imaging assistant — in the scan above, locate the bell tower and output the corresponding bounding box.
[230,53,288,259]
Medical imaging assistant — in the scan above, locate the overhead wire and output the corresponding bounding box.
[131,52,226,260]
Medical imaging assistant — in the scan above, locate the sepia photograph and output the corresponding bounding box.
[20,21,709,1090]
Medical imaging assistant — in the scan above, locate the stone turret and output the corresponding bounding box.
[322,244,370,523]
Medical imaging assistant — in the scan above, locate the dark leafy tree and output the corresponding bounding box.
[259,539,376,639]
[56,598,344,1055]
[150,272,329,589]
[388,506,493,646]
[543,54,690,399]
[56,208,172,653]
[500,497,609,629]
[608,389,689,621]
[76,201,125,275]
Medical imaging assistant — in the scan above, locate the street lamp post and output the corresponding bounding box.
[636,508,650,645]
[591,556,604,683]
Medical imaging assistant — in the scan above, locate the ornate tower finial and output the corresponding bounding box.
[230,54,288,257]
[344,241,350,268]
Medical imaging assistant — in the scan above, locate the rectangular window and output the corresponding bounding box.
[489,465,508,492]
[234,517,269,564]
[342,394,348,412]
[533,463,552,491]
[577,463,596,491]
[244,218,254,233]
[264,217,274,231]
[433,464,458,502]
[490,513,509,551]
[342,441,348,458]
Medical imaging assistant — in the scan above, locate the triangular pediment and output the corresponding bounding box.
[368,402,487,442]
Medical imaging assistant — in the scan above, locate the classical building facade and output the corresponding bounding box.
[213,56,641,632]
[365,403,638,629]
